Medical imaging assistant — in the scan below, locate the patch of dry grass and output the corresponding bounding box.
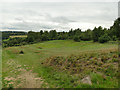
[43,49,118,77]
[9,35,27,38]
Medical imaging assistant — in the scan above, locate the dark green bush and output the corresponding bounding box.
[73,36,80,42]
[112,36,118,41]
[19,50,24,54]
[98,34,110,43]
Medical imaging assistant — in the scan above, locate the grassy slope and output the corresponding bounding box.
[0,46,2,89]
[2,40,118,88]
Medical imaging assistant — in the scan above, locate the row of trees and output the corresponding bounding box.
[2,31,27,40]
[2,18,120,47]
[27,18,120,43]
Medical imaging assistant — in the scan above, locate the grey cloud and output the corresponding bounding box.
[45,14,77,24]
[2,21,70,31]
[0,2,118,31]
[50,16,76,24]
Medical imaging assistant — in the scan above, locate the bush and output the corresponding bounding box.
[98,34,110,43]
[19,50,24,54]
[112,36,118,41]
[73,36,80,42]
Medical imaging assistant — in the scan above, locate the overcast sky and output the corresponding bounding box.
[0,0,119,32]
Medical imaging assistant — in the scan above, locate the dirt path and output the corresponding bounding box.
[3,59,48,88]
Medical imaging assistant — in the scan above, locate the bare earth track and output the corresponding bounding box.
[4,59,48,88]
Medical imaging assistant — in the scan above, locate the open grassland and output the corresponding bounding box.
[9,35,27,38]
[0,46,2,89]
[2,40,118,88]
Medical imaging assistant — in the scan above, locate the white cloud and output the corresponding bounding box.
[0,2,118,32]
[1,0,119,2]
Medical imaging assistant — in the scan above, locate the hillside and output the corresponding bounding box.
[2,40,118,88]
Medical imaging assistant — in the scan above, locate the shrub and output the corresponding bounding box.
[73,36,80,42]
[112,36,118,41]
[21,42,27,45]
[98,34,110,43]
[19,50,24,54]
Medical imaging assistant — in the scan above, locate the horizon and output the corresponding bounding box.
[0,24,116,32]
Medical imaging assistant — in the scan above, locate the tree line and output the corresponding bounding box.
[2,31,27,40]
[2,18,120,47]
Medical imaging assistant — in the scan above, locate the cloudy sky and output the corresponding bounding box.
[0,0,119,32]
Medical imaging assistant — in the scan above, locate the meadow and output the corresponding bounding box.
[2,40,118,88]
[0,46,2,89]
[9,35,27,38]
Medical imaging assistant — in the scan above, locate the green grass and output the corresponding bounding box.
[76,73,118,88]
[2,40,118,88]
[9,35,27,38]
[0,46,2,89]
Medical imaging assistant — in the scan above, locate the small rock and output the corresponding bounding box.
[81,76,92,85]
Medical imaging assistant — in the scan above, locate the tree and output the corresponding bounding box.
[27,36,34,43]
[80,29,92,41]
[112,18,120,40]
[41,34,49,41]
[73,36,80,42]
[112,35,118,41]
[92,26,104,42]
[68,29,74,39]
[40,30,44,35]
[98,34,110,43]
[49,30,57,40]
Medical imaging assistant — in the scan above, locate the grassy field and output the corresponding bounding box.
[0,46,2,89]
[2,40,118,88]
[9,35,27,38]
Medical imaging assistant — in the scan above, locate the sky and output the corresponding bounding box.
[0,0,119,32]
